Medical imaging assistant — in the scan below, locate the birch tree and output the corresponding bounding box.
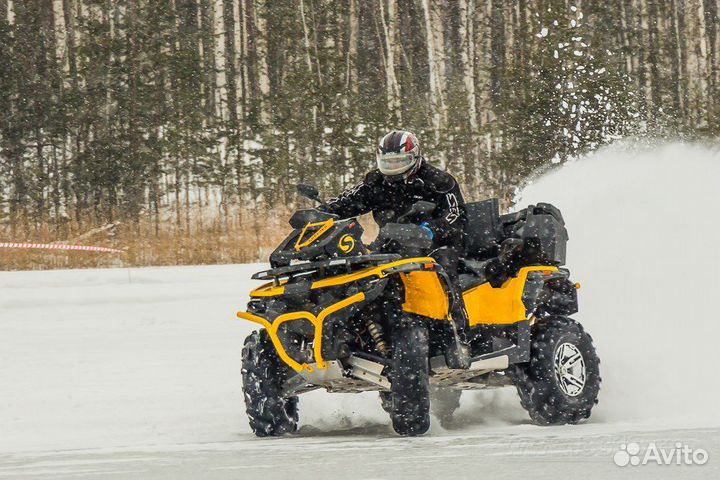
[230,0,244,126]
[51,0,70,83]
[345,0,358,95]
[378,0,401,122]
[459,0,478,141]
[420,0,448,155]
[212,0,227,122]
[253,0,270,124]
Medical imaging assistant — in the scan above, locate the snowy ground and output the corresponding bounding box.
[1,143,719,478]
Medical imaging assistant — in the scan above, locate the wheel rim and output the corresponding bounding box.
[553,342,586,397]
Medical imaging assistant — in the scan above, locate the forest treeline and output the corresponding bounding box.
[0,0,718,267]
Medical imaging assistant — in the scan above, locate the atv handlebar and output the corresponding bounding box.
[374,223,434,255]
[374,200,436,254]
[396,200,436,223]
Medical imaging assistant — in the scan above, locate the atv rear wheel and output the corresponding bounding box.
[389,319,430,436]
[241,330,299,436]
[510,316,600,425]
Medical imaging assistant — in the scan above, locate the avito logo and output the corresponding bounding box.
[613,442,709,467]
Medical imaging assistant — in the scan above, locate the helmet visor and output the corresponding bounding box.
[377,152,415,176]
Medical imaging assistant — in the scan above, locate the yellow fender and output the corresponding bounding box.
[399,270,450,320]
[463,266,558,326]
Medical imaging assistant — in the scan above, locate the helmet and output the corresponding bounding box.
[376,130,422,180]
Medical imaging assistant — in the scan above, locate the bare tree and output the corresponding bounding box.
[378,0,402,121]
[459,0,479,142]
[345,0,358,95]
[420,0,448,159]
[254,0,270,123]
[212,0,228,121]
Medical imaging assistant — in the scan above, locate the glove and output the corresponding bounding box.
[420,222,434,240]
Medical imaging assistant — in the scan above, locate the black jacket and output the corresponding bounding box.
[319,161,467,251]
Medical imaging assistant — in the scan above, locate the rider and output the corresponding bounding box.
[318,130,470,366]
[320,130,467,248]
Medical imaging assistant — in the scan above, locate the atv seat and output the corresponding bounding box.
[458,274,480,292]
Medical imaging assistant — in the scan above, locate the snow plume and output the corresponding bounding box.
[527,5,642,163]
[515,142,720,427]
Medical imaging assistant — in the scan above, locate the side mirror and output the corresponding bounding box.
[297,184,321,203]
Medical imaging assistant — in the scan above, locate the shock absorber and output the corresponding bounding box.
[366,319,390,357]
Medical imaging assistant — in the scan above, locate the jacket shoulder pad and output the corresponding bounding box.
[420,163,457,193]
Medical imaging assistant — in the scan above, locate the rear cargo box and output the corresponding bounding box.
[465,199,568,266]
[505,203,568,265]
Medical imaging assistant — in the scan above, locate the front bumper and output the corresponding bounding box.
[237,292,367,373]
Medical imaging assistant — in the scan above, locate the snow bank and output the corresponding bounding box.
[515,142,720,427]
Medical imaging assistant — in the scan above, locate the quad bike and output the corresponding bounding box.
[237,184,601,436]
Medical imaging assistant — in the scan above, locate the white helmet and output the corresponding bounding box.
[376,130,422,180]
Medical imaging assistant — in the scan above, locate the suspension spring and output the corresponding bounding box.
[366,319,390,357]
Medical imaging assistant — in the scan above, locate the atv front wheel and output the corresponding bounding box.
[241,330,299,436]
[389,319,430,436]
[510,316,600,425]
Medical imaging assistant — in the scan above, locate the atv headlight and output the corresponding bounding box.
[247,299,266,314]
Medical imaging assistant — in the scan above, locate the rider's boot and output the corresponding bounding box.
[444,300,471,369]
[430,247,471,369]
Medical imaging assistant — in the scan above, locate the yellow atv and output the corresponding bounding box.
[237,185,600,436]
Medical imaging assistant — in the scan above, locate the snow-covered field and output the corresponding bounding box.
[1,143,719,478]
